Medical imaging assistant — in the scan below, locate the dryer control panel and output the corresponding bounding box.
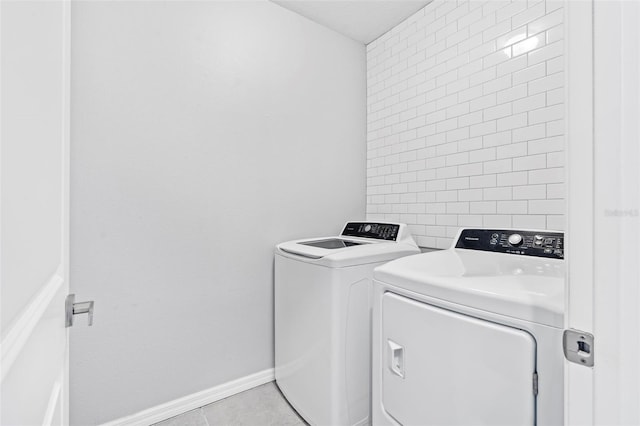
[342,222,400,241]
[455,229,564,259]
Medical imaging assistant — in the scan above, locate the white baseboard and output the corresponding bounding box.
[102,368,275,426]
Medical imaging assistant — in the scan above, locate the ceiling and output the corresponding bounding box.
[271,1,433,44]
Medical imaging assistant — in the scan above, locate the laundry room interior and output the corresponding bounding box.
[1,0,638,426]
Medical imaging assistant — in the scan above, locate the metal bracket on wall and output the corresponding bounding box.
[65,294,94,327]
[563,329,594,367]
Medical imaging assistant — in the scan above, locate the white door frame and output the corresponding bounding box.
[566,0,640,424]
[565,0,594,424]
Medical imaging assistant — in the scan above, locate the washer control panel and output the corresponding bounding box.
[341,222,400,241]
[455,229,564,259]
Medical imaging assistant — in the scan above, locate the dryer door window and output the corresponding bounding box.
[381,292,537,426]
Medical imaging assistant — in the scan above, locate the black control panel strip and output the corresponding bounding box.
[455,229,564,259]
[341,222,400,241]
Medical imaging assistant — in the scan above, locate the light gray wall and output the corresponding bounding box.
[70,2,365,424]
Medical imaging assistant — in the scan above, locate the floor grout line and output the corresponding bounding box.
[199,407,210,426]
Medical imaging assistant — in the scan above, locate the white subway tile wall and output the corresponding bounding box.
[366,0,565,248]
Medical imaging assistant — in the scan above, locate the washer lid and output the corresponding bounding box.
[297,238,364,249]
[374,249,565,327]
[276,237,420,268]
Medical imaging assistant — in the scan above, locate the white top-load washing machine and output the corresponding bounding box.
[372,228,565,426]
[275,222,420,426]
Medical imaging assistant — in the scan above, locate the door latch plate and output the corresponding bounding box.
[563,329,594,367]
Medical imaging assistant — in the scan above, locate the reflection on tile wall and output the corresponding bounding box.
[366,0,565,248]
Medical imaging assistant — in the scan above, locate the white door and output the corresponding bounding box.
[566,0,640,424]
[381,293,536,426]
[1,1,71,425]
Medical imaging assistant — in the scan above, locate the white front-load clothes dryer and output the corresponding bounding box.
[372,228,566,426]
[275,222,420,426]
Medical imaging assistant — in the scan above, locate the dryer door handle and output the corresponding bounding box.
[388,339,405,378]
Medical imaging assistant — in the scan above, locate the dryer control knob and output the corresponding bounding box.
[508,233,523,246]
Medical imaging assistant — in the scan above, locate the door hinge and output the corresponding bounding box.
[65,294,95,327]
[532,372,538,396]
[563,329,594,367]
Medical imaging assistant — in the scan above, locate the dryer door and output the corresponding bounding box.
[381,292,536,426]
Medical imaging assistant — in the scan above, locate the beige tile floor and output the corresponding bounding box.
[153,382,307,426]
